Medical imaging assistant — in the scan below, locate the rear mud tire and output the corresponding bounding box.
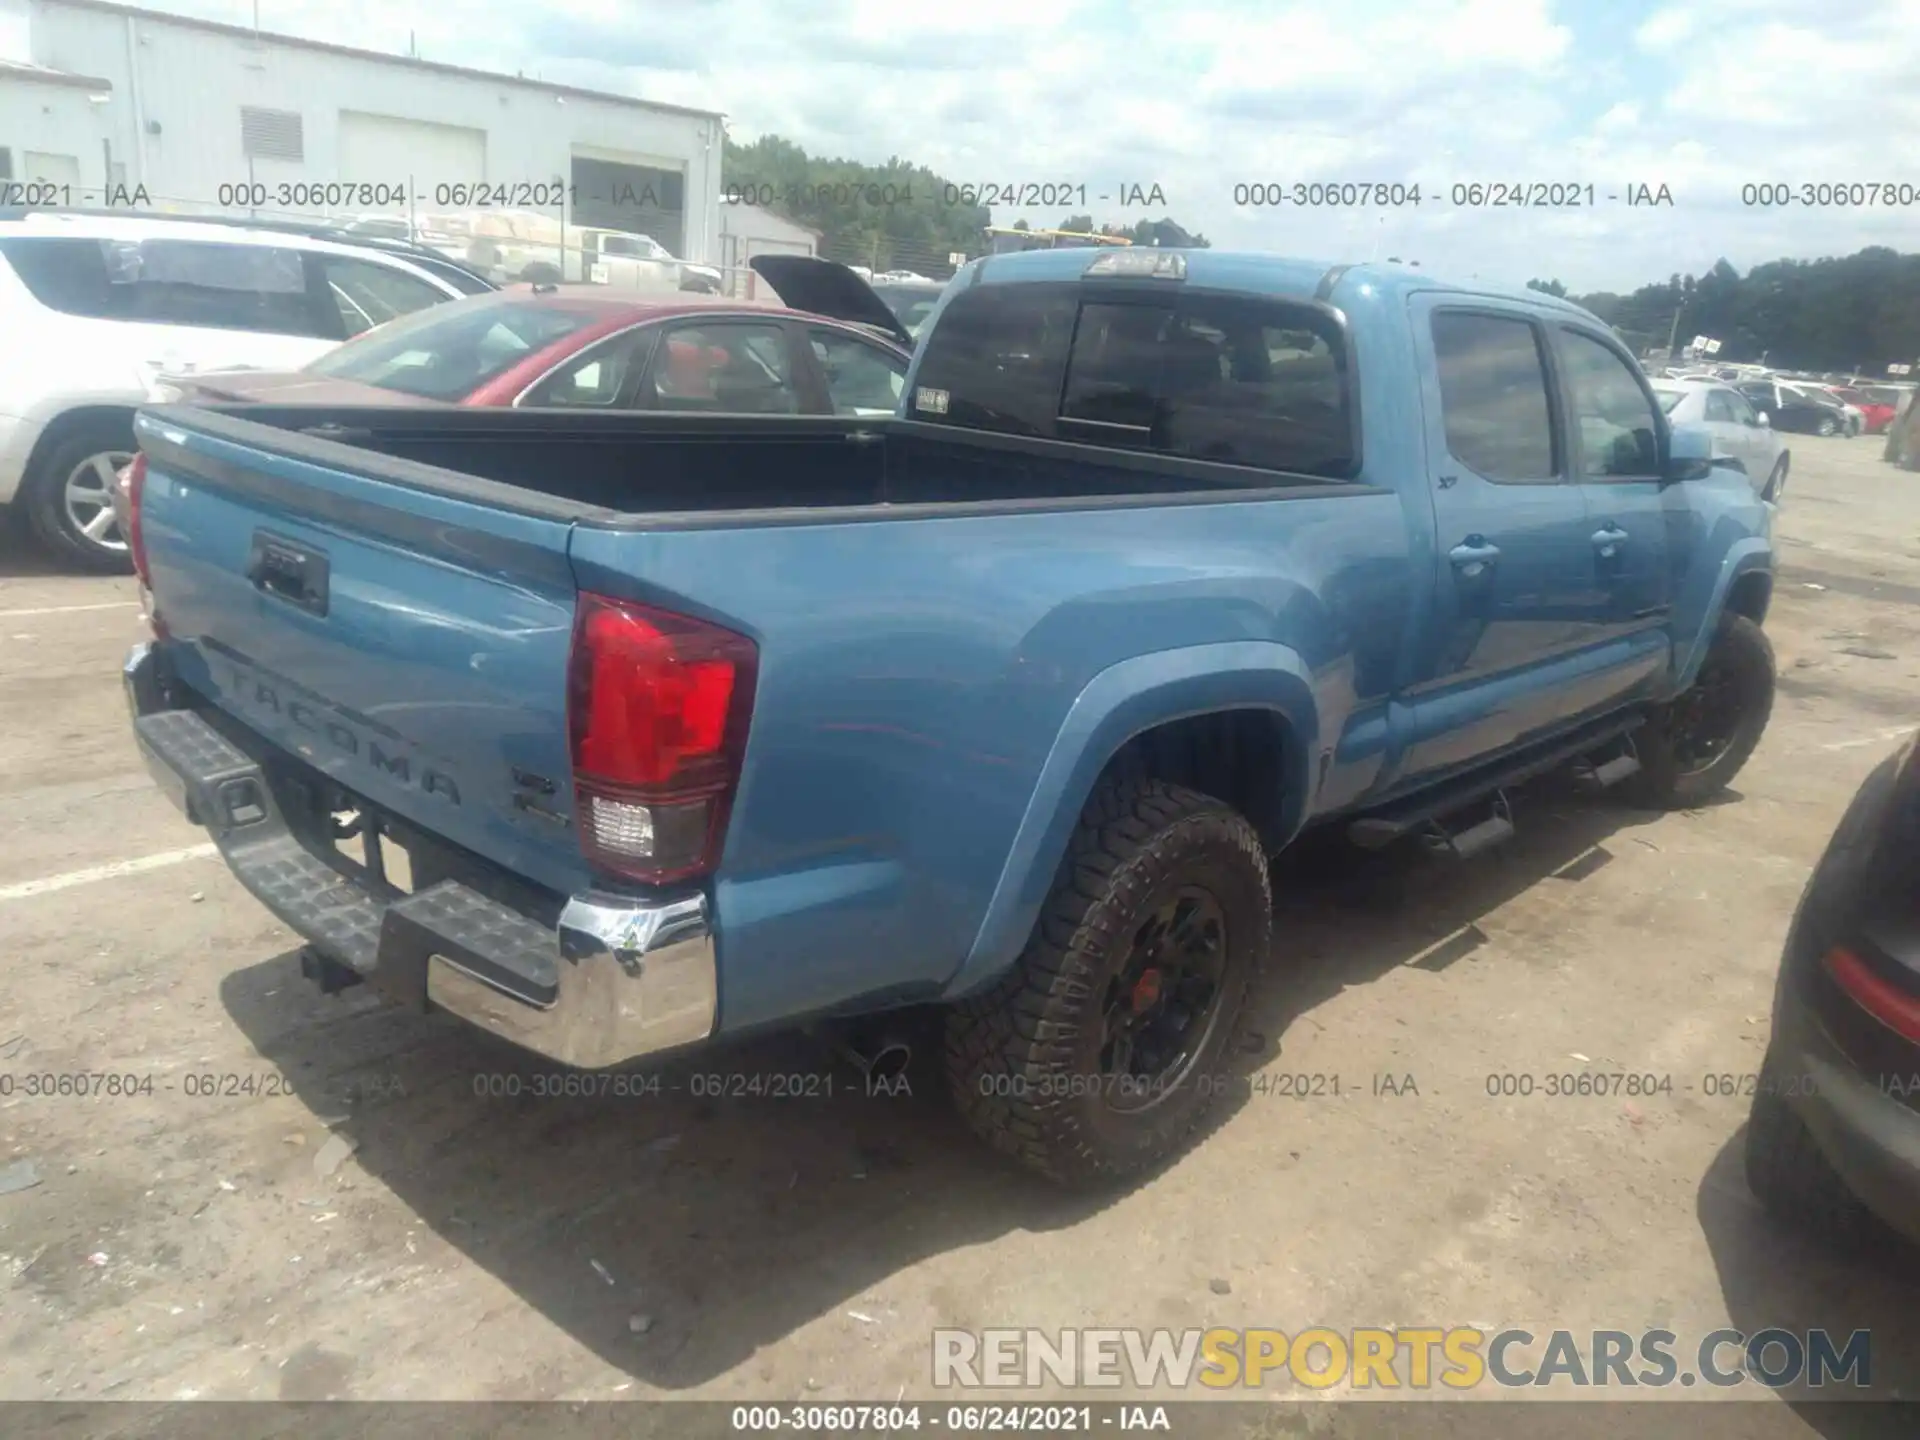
[1625,613,1774,809]
[944,779,1271,1188]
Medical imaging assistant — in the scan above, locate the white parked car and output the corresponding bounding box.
[1650,380,1790,503]
[0,212,473,569]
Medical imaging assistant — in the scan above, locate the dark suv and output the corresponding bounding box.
[1747,731,1920,1246]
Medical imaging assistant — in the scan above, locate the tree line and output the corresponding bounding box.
[1528,248,1920,372]
[720,134,1914,371]
[721,134,1209,276]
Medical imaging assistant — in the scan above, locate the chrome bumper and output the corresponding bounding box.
[427,892,717,1067]
[124,642,717,1069]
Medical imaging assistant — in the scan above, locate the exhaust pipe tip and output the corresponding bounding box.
[814,1025,913,1085]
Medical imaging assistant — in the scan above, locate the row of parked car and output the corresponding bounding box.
[0,207,922,571]
[1658,364,1913,438]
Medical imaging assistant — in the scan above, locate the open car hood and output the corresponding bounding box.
[749,255,917,350]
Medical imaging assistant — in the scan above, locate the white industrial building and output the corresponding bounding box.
[0,0,725,262]
[717,200,818,298]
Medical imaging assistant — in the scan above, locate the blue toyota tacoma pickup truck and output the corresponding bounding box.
[119,248,1777,1187]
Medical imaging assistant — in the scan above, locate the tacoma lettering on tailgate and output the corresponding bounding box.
[224,662,462,806]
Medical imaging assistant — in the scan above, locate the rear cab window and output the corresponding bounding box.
[907,281,1357,481]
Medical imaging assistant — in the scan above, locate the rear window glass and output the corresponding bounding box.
[909,282,1355,478]
[909,283,1079,437]
[1060,296,1352,476]
[305,297,610,401]
[1651,387,1685,413]
[1429,312,1556,482]
[0,236,322,336]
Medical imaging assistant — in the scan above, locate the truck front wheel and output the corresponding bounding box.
[1626,612,1775,809]
[945,779,1271,1187]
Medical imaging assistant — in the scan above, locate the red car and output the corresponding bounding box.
[164,257,916,418]
[1825,386,1900,435]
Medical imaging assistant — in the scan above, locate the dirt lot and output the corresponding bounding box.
[1,438,1917,1428]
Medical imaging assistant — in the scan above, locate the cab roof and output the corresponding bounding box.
[962,247,1602,322]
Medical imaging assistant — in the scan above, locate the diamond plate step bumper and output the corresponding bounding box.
[124,642,716,1068]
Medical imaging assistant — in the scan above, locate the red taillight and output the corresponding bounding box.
[121,452,150,585]
[1823,945,1920,1044]
[566,592,757,885]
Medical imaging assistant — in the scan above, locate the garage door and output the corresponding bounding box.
[571,150,685,255]
[337,111,487,192]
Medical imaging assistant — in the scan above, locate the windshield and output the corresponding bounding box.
[1650,386,1686,414]
[305,296,610,400]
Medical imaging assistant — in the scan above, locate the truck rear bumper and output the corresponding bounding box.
[124,642,717,1070]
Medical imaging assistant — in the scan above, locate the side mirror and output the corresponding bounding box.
[1665,424,1715,483]
[1755,411,1771,428]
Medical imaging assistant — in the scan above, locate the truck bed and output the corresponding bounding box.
[160,404,1322,523]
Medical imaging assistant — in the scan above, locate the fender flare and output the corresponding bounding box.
[943,640,1319,999]
[1675,539,1773,692]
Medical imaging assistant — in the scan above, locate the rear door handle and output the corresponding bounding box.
[1449,538,1501,578]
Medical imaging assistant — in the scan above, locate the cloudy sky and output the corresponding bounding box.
[125,0,1920,292]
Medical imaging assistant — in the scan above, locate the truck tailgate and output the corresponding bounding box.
[134,409,590,898]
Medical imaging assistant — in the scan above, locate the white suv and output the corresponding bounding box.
[0,213,473,570]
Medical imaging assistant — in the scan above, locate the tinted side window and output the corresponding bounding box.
[647,322,800,414]
[1558,328,1660,476]
[908,283,1080,437]
[0,237,110,316]
[1057,295,1353,476]
[317,256,448,338]
[0,236,323,335]
[1430,312,1556,481]
[521,327,656,408]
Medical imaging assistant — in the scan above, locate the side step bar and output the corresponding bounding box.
[1568,739,1643,793]
[1347,712,1646,851]
[1420,792,1515,861]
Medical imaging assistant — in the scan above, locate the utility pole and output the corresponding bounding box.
[1665,303,1685,358]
